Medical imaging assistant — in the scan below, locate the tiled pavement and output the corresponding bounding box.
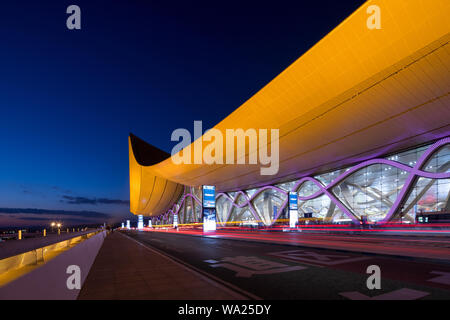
[78,231,244,300]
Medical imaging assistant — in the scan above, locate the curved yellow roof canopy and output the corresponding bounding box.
[130,0,450,216]
[129,135,184,216]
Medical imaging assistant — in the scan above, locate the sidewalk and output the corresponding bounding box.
[78,231,245,300]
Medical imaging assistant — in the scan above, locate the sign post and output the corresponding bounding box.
[289,192,298,228]
[202,185,216,232]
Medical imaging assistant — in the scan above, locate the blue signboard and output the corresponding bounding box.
[289,192,298,211]
[202,185,216,208]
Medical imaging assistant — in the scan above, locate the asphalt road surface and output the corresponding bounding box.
[123,230,450,300]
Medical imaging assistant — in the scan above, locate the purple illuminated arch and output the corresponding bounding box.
[156,137,450,225]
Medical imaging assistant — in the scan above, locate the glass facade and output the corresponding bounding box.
[152,138,450,225]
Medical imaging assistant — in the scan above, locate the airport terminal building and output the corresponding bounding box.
[129,0,450,226]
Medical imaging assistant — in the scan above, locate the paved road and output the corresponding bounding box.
[123,230,450,300]
[138,227,450,260]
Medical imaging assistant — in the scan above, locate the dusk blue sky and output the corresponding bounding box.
[0,0,365,227]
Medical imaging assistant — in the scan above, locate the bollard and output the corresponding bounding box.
[73,228,75,233]
[43,229,46,237]
[18,230,22,240]
[66,228,69,233]
[58,228,60,235]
